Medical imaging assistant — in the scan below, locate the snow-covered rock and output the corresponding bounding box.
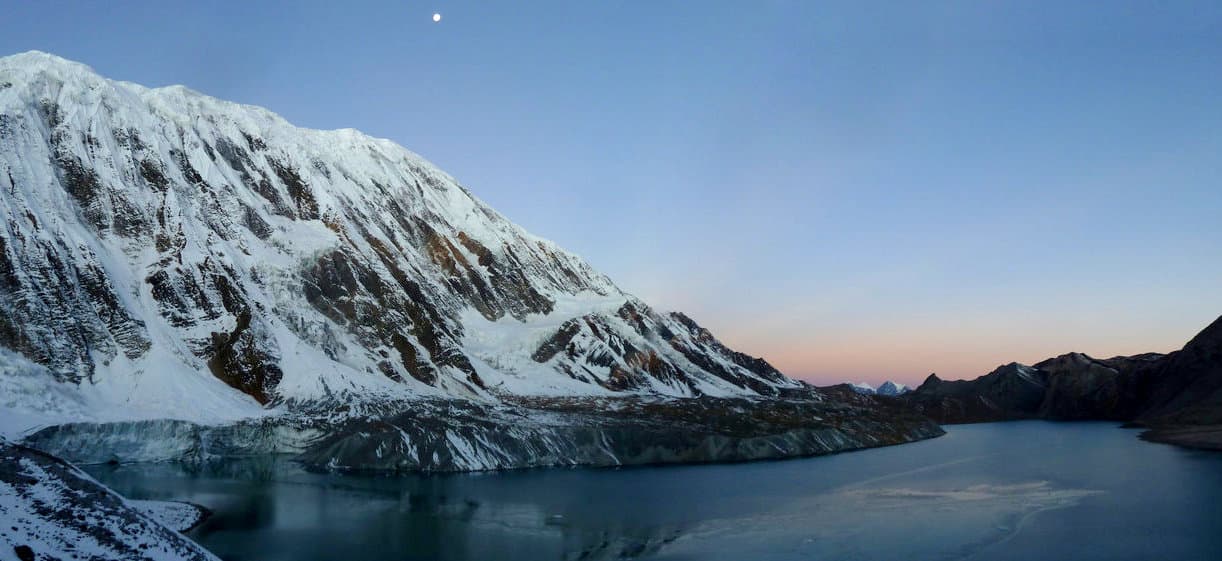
[0,439,217,561]
[129,500,208,533]
[848,382,876,395]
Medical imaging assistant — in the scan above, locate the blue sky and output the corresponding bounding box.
[3,1,1220,385]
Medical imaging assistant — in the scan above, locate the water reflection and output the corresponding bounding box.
[91,458,693,561]
[87,423,1222,561]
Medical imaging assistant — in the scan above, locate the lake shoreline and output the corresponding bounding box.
[85,421,1222,561]
[1138,424,1222,451]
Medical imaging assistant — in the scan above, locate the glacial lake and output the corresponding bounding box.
[86,422,1222,561]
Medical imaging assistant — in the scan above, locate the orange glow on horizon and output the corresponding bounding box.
[713,319,1203,389]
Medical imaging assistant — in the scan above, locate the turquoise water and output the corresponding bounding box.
[87,422,1222,561]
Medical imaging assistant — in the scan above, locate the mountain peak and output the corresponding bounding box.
[876,380,909,396]
[0,50,108,88]
[0,52,397,153]
[0,50,94,71]
[1184,314,1222,355]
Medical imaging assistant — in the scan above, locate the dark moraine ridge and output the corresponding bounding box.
[25,392,944,473]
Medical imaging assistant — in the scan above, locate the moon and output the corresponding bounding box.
[432,13,441,22]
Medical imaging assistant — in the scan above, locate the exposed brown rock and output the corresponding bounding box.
[206,307,283,404]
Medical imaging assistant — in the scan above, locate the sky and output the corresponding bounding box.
[2,1,1220,387]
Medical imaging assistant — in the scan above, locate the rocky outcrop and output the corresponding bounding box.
[0,439,218,561]
[525,303,795,396]
[1137,425,1222,451]
[905,363,1050,424]
[1134,316,1222,426]
[1033,352,1153,420]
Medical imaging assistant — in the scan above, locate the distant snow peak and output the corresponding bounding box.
[877,380,910,396]
[846,380,909,396]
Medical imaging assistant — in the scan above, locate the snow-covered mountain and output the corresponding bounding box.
[846,381,909,396]
[0,52,799,429]
[876,381,909,396]
[849,382,876,394]
[0,52,946,475]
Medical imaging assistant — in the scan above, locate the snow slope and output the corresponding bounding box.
[130,500,208,533]
[0,52,798,431]
[0,439,217,561]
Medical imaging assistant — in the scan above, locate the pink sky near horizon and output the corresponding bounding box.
[682,305,1220,389]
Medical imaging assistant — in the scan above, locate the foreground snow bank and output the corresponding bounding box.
[0,439,217,561]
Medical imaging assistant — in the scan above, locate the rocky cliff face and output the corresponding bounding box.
[906,363,1051,424]
[1033,352,1155,420]
[1135,316,1222,426]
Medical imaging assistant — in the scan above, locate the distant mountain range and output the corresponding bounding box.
[901,314,1222,449]
[847,380,910,396]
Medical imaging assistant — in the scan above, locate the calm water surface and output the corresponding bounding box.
[87,422,1222,561]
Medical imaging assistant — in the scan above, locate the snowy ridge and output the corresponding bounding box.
[0,51,799,432]
[849,382,876,394]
